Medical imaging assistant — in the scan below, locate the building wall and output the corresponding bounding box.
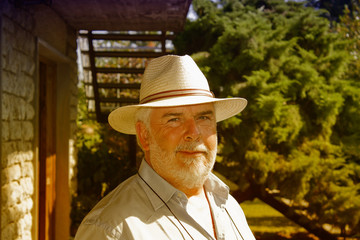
[0,1,78,239]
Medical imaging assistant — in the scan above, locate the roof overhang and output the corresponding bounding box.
[48,0,192,31]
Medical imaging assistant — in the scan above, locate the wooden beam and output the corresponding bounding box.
[96,67,144,74]
[87,31,102,122]
[83,67,144,74]
[100,98,139,103]
[79,33,176,41]
[81,51,165,58]
[97,83,141,89]
[161,31,166,53]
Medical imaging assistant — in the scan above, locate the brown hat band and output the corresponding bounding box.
[140,89,215,104]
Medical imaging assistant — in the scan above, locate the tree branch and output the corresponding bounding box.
[232,184,338,240]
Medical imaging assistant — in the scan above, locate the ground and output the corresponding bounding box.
[241,199,319,240]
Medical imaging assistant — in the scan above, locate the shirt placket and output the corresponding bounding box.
[171,193,215,240]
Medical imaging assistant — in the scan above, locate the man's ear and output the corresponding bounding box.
[135,121,150,151]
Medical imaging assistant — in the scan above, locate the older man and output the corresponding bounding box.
[75,55,255,240]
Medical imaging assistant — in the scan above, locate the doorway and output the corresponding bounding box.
[38,59,57,240]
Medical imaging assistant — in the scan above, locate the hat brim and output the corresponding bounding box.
[108,96,247,134]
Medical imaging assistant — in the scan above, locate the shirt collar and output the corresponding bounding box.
[204,172,230,206]
[205,173,230,197]
[138,159,185,211]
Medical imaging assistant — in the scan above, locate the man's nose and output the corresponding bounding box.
[184,119,201,141]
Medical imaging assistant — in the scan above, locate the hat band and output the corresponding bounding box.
[140,89,214,104]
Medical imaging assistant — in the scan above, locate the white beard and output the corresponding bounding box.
[149,138,217,190]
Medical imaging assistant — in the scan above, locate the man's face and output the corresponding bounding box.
[147,103,217,190]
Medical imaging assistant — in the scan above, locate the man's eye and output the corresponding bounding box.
[168,118,180,123]
[198,115,211,120]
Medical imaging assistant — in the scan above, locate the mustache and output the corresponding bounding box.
[175,142,209,154]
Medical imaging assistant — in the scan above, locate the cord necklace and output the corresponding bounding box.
[138,173,194,240]
[138,173,245,240]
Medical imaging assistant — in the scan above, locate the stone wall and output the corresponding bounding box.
[0,1,78,239]
[1,4,37,239]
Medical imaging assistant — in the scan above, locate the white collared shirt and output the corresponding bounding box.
[75,160,256,240]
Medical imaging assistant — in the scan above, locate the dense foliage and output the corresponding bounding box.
[174,0,360,238]
[70,88,138,235]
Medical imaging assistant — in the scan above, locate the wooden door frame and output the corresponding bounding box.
[35,38,73,240]
[38,58,57,240]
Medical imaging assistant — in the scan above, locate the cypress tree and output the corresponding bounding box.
[174,0,360,238]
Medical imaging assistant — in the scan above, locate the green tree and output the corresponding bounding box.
[174,0,360,238]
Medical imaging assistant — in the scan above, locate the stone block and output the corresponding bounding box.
[1,142,17,167]
[2,94,26,121]
[1,206,11,229]
[23,197,34,213]
[2,121,10,141]
[22,74,35,102]
[2,29,15,55]
[1,70,17,94]
[1,93,11,120]
[21,161,34,179]
[9,97,27,121]
[2,164,21,184]
[21,56,36,76]
[10,121,22,140]
[19,149,33,163]
[1,201,29,229]
[3,47,20,74]
[25,102,35,120]
[17,213,32,237]
[15,71,26,97]
[19,99,28,120]
[19,177,34,195]
[2,147,33,169]
[2,70,34,103]
[2,181,22,207]
[1,222,17,240]
[17,142,33,155]
[6,151,22,166]
[16,232,32,240]
[11,98,24,120]
[21,121,34,141]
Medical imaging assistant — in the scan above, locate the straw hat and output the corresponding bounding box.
[108,55,247,134]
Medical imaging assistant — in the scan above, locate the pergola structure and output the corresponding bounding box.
[50,0,191,31]
[48,0,192,122]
